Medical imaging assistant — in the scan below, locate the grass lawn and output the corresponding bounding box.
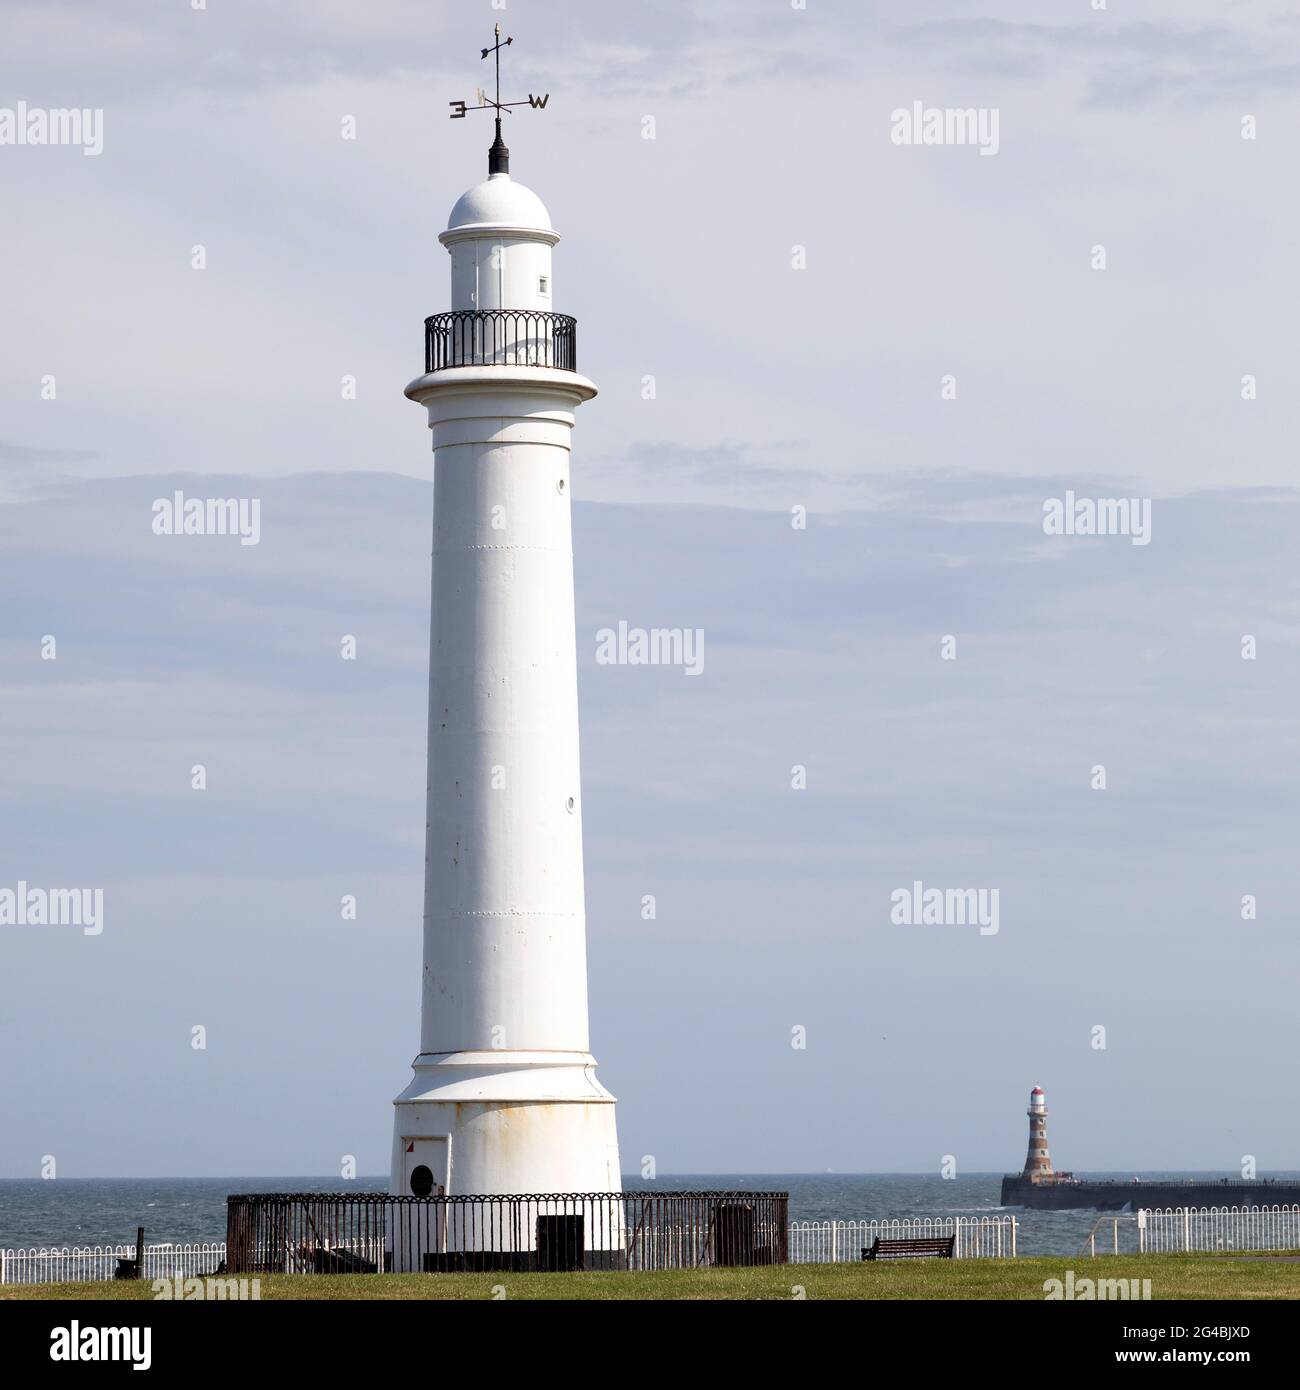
[5,1253,1300,1301]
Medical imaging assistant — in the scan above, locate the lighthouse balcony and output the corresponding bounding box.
[425,309,577,373]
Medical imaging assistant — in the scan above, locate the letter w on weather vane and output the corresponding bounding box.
[448,24,550,121]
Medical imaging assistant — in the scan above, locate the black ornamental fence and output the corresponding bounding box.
[227,1191,788,1275]
[424,309,577,373]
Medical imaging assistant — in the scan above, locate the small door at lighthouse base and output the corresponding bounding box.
[392,1137,450,1274]
[401,1136,449,1197]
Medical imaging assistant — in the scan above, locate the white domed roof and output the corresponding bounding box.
[446,173,551,232]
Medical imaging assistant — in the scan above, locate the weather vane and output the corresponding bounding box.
[449,24,550,175]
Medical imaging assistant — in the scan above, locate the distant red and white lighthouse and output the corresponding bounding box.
[1021,1085,1053,1181]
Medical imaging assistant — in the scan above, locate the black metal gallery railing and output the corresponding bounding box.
[226,1191,788,1274]
[424,309,577,373]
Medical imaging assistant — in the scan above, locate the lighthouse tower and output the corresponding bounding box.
[1021,1085,1054,1181]
[390,31,620,1207]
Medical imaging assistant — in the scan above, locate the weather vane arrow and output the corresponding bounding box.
[449,24,550,175]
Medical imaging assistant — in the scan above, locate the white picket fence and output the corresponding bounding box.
[11,1207,1292,1283]
[1138,1205,1300,1254]
[4,1224,1013,1282]
[0,1242,226,1286]
[787,1216,1017,1263]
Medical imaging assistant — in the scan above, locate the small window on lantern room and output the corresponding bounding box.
[538,275,550,297]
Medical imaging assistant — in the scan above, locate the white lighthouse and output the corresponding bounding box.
[390,31,621,1209]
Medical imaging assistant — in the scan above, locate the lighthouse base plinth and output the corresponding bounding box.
[391,1051,620,1199]
[389,1052,622,1274]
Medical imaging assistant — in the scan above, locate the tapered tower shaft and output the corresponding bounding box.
[389,39,619,1238]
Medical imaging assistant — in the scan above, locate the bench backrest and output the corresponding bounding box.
[862,1235,955,1259]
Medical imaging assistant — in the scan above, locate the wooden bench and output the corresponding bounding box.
[861,1236,955,1261]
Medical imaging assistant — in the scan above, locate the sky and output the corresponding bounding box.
[1,0,1298,1180]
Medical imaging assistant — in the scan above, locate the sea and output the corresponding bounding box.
[3,1172,1283,1256]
